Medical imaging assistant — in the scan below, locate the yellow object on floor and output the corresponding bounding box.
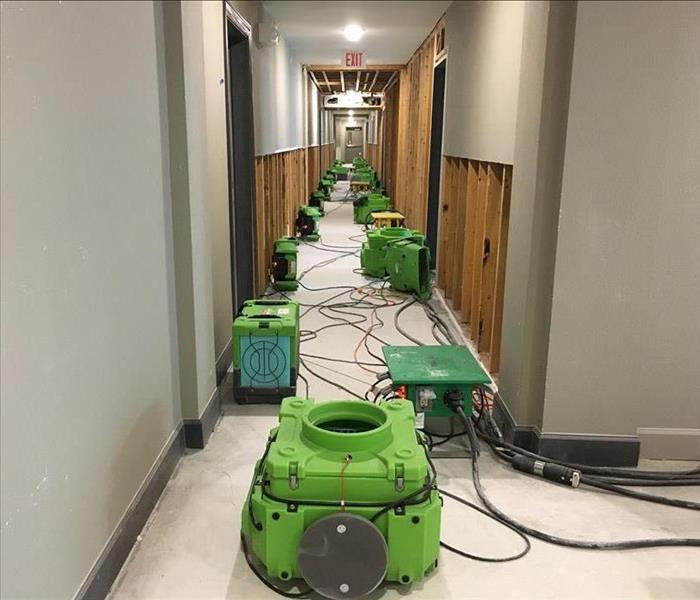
[372,211,405,229]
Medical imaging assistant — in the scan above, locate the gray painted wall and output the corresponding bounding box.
[0,2,181,597]
[442,0,525,164]
[179,0,230,417]
[543,1,700,438]
[498,1,577,427]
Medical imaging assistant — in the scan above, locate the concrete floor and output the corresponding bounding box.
[110,186,700,600]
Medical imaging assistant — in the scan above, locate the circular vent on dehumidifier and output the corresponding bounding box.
[241,339,289,385]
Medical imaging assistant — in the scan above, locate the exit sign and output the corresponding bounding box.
[344,51,365,68]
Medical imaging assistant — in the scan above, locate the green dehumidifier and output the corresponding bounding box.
[232,299,300,404]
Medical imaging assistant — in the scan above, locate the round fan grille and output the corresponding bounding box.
[241,339,289,385]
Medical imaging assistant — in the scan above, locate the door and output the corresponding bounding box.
[426,60,446,269]
[344,126,364,163]
[224,15,256,311]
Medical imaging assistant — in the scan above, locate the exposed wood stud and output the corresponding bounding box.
[369,71,379,92]
[340,71,345,92]
[355,71,361,91]
[321,71,332,92]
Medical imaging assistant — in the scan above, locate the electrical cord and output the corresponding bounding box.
[454,405,700,549]
[438,489,531,562]
[240,533,311,599]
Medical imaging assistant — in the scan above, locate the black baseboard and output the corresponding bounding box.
[492,393,640,467]
[183,388,221,449]
[76,426,185,600]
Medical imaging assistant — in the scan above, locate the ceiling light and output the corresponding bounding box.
[343,24,364,42]
[349,110,354,116]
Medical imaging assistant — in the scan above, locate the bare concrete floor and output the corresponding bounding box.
[110,190,700,600]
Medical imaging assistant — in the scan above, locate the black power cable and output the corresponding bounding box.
[453,405,700,550]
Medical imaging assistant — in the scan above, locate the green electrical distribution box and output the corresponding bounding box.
[361,227,424,277]
[241,397,441,597]
[233,299,300,404]
[353,193,391,225]
[382,346,491,418]
[271,236,299,291]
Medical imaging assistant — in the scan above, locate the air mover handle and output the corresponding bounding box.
[511,455,581,487]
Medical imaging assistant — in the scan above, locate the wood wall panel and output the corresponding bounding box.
[390,19,444,232]
[382,79,400,197]
[254,148,305,294]
[439,155,512,375]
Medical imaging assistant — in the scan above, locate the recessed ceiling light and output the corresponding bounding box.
[343,24,364,42]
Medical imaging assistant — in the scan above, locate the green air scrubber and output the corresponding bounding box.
[360,227,425,277]
[330,163,349,180]
[296,205,321,241]
[271,236,299,291]
[309,191,326,216]
[382,345,490,420]
[353,193,392,225]
[352,167,375,184]
[233,299,300,404]
[385,238,432,299]
[241,397,441,599]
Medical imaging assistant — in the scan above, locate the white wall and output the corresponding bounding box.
[543,1,700,440]
[0,1,181,597]
[231,0,305,155]
[442,0,525,163]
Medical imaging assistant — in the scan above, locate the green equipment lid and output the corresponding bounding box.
[382,345,490,385]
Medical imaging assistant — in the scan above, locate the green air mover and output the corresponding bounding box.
[353,192,391,225]
[319,177,334,196]
[382,345,490,421]
[309,191,326,216]
[360,227,425,277]
[271,236,299,291]
[296,205,321,241]
[232,299,300,403]
[241,397,441,599]
[325,169,337,183]
[353,156,369,168]
[385,238,431,298]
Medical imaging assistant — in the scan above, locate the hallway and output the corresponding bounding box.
[108,186,700,600]
[2,2,700,599]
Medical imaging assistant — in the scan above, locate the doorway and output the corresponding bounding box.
[344,126,364,163]
[426,59,446,269]
[224,12,256,315]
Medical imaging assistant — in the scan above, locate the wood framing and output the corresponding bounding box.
[438,155,512,375]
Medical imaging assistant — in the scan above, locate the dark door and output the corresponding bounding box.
[224,17,256,309]
[426,60,446,269]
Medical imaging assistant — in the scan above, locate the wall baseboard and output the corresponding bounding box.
[74,425,185,600]
[432,287,641,467]
[492,394,640,466]
[215,338,232,386]
[183,387,221,449]
[638,427,700,461]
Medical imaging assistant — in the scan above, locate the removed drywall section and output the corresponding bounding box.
[543,2,700,452]
[0,1,181,596]
[498,1,577,427]
[442,1,525,164]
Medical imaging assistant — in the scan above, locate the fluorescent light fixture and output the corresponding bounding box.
[343,24,364,42]
[349,110,354,116]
